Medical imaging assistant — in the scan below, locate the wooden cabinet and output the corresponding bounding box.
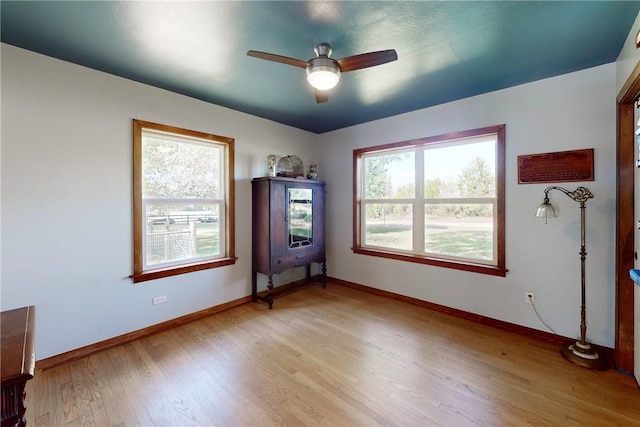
[1,306,35,427]
[252,177,326,308]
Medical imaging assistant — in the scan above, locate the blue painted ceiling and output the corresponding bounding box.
[2,1,639,133]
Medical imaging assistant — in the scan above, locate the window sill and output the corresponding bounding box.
[352,247,507,277]
[131,257,237,283]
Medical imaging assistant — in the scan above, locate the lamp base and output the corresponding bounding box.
[560,341,608,370]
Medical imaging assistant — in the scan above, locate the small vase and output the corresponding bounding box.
[307,162,318,180]
[267,155,276,177]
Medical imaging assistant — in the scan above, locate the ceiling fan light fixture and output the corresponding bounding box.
[306,58,340,90]
[248,43,397,102]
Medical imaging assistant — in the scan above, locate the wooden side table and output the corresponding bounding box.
[1,306,36,427]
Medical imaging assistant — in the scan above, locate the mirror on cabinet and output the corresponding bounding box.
[288,187,313,248]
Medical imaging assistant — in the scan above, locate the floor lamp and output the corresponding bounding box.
[535,186,607,370]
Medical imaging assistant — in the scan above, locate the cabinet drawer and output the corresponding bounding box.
[272,251,324,270]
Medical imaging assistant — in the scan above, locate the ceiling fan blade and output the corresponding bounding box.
[315,90,330,104]
[246,50,308,68]
[337,49,398,72]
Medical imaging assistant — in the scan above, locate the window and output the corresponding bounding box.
[132,120,235,282]
[353,125,506,276]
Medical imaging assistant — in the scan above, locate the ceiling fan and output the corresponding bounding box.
[247,43,398,103]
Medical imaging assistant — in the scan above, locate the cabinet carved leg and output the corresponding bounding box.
[267,275,274,309]
[251,269,258,303]
[321,261,327,288]
[254,273,276,309]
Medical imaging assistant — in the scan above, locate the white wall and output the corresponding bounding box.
[318,64,617,347]
[0,40,623,359]
[0,44,318,359]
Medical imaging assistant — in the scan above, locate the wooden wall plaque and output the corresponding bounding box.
[517,148,594,184]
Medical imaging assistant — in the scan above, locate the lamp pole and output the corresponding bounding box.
[539,186,607,370]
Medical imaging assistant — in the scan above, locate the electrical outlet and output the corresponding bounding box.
[152,295,167,305]
[525,292,535,305]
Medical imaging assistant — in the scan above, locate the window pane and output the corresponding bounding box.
[364,203,412,250]
[424,204,493,260]
[145,203,221,267]
[424,140,495,198]
[142,136,220,199]
[365,152,414,199]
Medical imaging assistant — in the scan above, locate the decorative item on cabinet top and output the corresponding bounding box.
[267,154,277,177]
[307,161,318,180]
[277,155,304,178]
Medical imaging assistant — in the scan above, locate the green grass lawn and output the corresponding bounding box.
[365,223,492,260]
[192,223,219,256]
[425,230,492,260]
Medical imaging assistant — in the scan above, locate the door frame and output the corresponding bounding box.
[615,60,640,373]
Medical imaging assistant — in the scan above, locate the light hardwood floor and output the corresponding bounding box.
[26,283,640,426]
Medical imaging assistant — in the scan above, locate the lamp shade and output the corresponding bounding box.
[536,199,556,223]
[306,58,341,90]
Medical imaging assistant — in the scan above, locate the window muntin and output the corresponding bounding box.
[354,125,506,276]
[133,120,235,282]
